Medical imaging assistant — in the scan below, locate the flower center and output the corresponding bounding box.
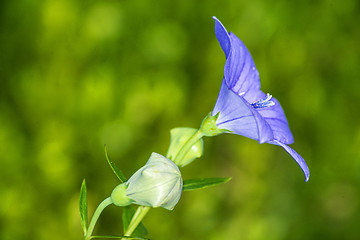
[251,93,275,109]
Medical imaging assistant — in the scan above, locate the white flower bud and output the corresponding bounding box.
[125,152,183,210]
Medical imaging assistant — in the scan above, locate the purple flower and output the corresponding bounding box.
[211,17,309,182]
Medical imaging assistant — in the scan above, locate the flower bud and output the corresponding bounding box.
[125,152,183,210]
[167,127,204,167]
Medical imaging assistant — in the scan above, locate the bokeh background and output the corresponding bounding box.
[1,0,360,239]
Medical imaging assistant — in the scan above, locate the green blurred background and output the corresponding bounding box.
[1,0,359,239]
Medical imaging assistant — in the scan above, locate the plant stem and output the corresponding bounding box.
[85,197,113,240]
[173,129,205,165]
[123,206,151,238]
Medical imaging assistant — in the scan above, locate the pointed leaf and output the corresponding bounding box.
[182,177,231,191]
[105,145,127,182]
[122,206,148,237]
[79,179,88,235]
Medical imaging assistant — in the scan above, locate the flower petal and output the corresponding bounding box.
[256,97,294,144]
[213,16,231,57]
[213,17,262,103]
[213,17,264,103]
[212,80,274,143]
[160,177,183,210]
[224,33,263,104]
[272,140,310,182]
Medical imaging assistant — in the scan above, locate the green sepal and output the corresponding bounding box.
[91,236,150,239]
[122,206,148,237]
[182,177,231,191]
[199,112,229,137]
[111,183,133,207]
[167,127,204,167]
[79,179,88,235]
[105,145,127,182]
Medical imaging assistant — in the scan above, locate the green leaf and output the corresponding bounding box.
[91,236,150,239]
[105,145,127,182]
[122,206,148,237]
[182,177,231,191]
[79,179,88,235]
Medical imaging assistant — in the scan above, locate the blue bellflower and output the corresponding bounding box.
[211,17,309,182]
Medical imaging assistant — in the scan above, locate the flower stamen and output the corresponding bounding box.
[251,93,275,109]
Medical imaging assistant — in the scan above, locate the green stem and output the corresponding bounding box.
[173,129,205,165]
[123,206,151,237]
[85,197,113,240]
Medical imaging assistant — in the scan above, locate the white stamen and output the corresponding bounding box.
[251,93,275,109]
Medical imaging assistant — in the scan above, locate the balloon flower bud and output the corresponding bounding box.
[167,127,204,167]
[111,152,183,210]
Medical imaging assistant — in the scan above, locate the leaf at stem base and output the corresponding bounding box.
[105,145,127,182]
[91,236,150,239]
[79,179,88,235]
